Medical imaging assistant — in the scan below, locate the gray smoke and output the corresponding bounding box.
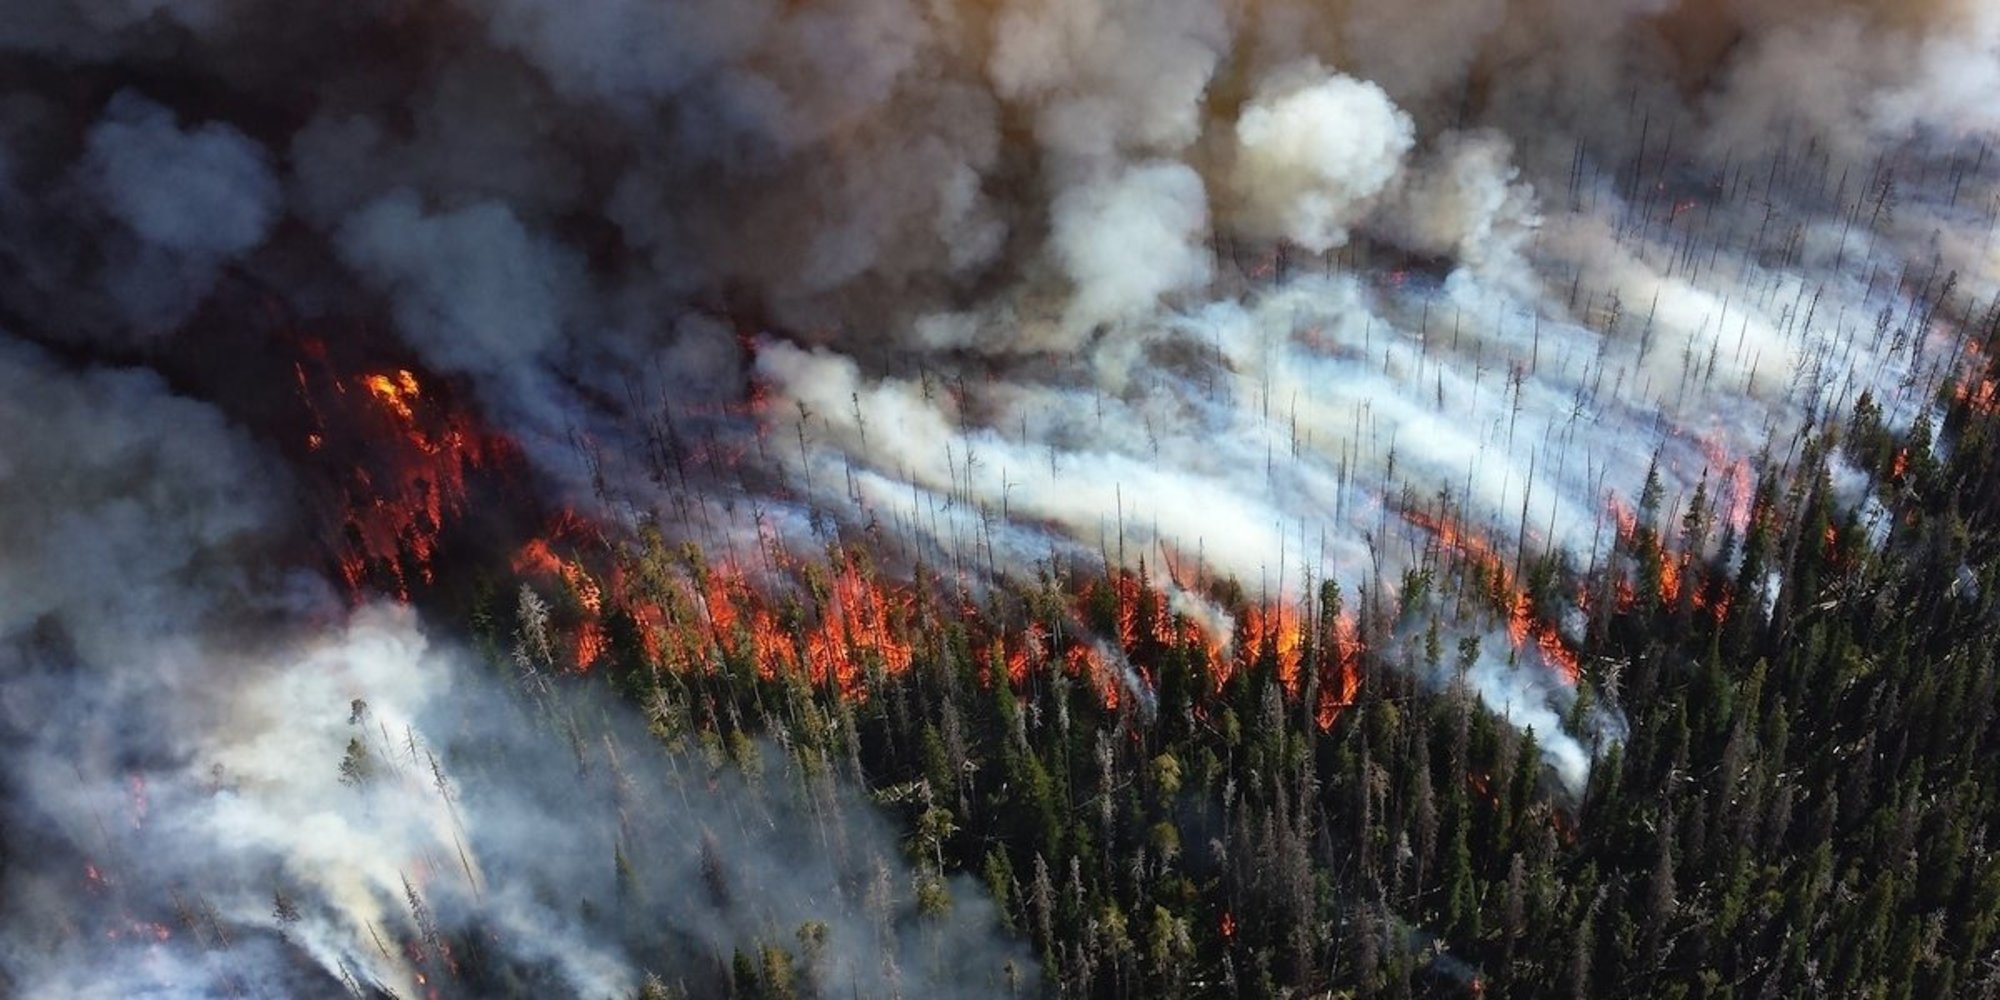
[0,331,1035,997]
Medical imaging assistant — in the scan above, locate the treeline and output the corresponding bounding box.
[458,371,2000,998]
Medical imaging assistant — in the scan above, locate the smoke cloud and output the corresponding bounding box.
[0,332,1034,996]
[1229,64,1414,253]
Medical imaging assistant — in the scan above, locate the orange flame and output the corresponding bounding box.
[1065,645,1121,711]
[511,533,609,670]
[1402,508,1579,685]
[1237,603,1304,695]
[1694,434,1754,533]
[804,560,915,698]
[301,360,505,602]
[363,369,422,422]
[1314,612,1363,730]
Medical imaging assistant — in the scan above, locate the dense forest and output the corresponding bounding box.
[393,326,2000,999]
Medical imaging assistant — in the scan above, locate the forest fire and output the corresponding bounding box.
[1603,495,1732,627]
[14,0,2000,994]
[1401,508,1579,685]
[803,560,916,696]
[363,370,422,422]
[494,518,1381,731]
[1693,435,1756,535]
[292,351,514,602]
[511,536,608,669]
[1237,602,1304,695]
[1064,644,1122,711]
[1314,612,1363,731]
[1955,374,1999,417]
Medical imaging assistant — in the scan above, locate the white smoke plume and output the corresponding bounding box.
[5,0,2000,991]
[0,333,1034,996]
[1229,63,1414,254]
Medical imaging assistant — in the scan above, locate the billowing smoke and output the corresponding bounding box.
[5,0,2000,992]
[1228,64,1414,253]
[0,335,1034,996]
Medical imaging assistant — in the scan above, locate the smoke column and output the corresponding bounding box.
[5,0,2000,994]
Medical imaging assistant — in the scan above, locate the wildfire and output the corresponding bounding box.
[1237,602,1304,696]
[1314,612,1363,730]
[1402,507,1580,685]
[294,351,511,602]
[804,560,915,696]
[1065,644,1122,711]
[1603,494,1731,628]
[645,554,925,699]
[1956,377,1998,416]
[1694,433,1755,533]
[1955,337,2000,416]
[363,369,422,422]
[512,535,608,669]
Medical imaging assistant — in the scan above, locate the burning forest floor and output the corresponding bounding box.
[278,350,1992,998]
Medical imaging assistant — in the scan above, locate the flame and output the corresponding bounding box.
[511,530,610,670]
[663,555,922,697]
[1065,645,1121,711]
[1603,493,1733,627]
[1007,624,1045,687]
[1956,377,1998,415]
[804,560,915,697]
[1314,612,1362,730]
[1402,508,1579,685]
[1955,337,1999,416]
[1658,552,1684,605]
[1220,910,1236,940]
[1114,573,1141,650]
[1237,603,1304,695]
[363,369,422,422]
[1694,433,1755,533]
[296,355,508,602]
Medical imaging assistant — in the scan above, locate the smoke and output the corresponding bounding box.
[78,91,281,336]
[1229,63,1414,254]
[6,0,2000,990]
[0,332,1034,996]
[1054,160,1213,331]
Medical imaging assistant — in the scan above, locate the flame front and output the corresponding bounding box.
[1401,507,1580,685]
